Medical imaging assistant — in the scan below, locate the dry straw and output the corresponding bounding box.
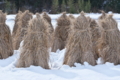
[68,14,75,20]
[42,12,54,47]
[16,13,50,69]
[63,11,96,66]
[98,11,107,20]
[51,12,71,52]
[98,13,120,65]
[12,11,22,38]
[87,17,102,60]
[13,10,33,50]
[42,12,54,34]
[0,10,13,59]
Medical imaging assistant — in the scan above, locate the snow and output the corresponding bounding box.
[0,13,120,80]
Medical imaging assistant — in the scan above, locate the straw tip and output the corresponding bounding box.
[80,11,85,16]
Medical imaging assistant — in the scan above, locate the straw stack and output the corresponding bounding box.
[16,13,50,69]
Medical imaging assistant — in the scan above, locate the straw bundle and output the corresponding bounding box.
[98,14,120,65]
[98,11,107,20]
[0,10,13,59]
[12,11,22,38]
[42,12,54,47]
[88,17,102,60]
[42,12,54,34]
[69,14,75,20]
[13,10,33,50]
[16,13,50,68]
[51,12,71,52]
[63,12,96,66]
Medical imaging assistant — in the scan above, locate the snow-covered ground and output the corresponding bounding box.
[0,13,120,80]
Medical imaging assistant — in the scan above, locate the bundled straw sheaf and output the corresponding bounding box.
[87,17,102,60]
[0,10,13,59]
[42,12,54,34]
[68,14,75,27]
[63,11,96,66]
[51,12,71,52]
[98,11,107,20]
[13,10,33,50]
[16,13,50,69]
[69,14,75,20]
[42,12,54,47]
[12,11,22,38]
[98,14,120,65]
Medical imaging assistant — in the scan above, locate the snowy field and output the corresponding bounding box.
[0,13,120,80]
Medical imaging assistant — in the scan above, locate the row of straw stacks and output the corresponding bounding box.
[18,11,120,68]
[63,11,120,66]
[0,10,120,69]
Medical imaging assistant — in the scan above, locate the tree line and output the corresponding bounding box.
[0,0,120,14]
